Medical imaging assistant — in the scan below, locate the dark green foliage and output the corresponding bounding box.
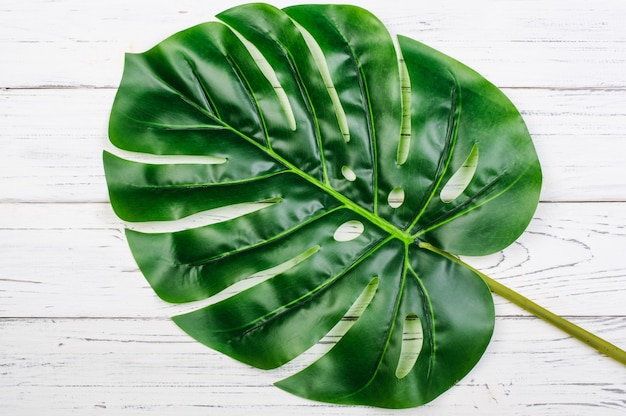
[104,3,541,408]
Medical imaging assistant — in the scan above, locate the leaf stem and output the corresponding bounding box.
[418,241,626,366]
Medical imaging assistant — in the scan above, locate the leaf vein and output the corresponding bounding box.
[179,205,345,267]
[121,169,290,190]
[408,73,462,230]
[412,171,507,237]
[210,235,394,334]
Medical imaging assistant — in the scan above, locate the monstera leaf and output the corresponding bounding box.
[104,3,542,408]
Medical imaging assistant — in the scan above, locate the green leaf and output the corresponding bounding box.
[104,3,541,408]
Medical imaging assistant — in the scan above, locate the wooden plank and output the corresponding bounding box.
[1,201,625,318]
[1,0,626,89]
[0,89,111,203]
[2,1,625,414]
[1,88,625,203]
[508,87,626,201]
[1,316,624,415]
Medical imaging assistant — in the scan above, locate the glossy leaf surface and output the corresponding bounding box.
[104,3,541,408]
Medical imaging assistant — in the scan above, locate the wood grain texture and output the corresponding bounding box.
[1,0,625,414]
[1,317,625,416]
[1,202,625,319]
[2,88,625,203]
[2,0,626,89]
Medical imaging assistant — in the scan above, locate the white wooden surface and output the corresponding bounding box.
[2,0,626,414]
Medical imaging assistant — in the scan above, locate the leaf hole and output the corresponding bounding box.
[231,28,296,131]
[283,277,380,372]
[324,277,379,340]
[295,22,350,142]
[347,277,379,318]
[341,165,357,182]
[387,187,405,208]
[397,59,411,165]
[333,220,364,242]
[171,245,321,315]
[395,313,423,379]
[440,144,479,203]
[125,199,280,234]
[104,145,228,165]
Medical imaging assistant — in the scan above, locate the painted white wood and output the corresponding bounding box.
[1,202,625,319]
[2,0,626,414]
[1,0,626,89]
[1,317,625,415]
[2,88,625,203]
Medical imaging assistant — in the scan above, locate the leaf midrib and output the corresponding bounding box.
[253,130,413,243]
[191,60,414,243]
[131,18,414,246]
